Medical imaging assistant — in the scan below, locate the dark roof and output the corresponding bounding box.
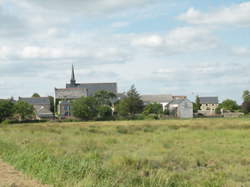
[19,97,50,105]
[169,98,192,105]
[199,97,219,104]
[141,95,173,103]
[66,82,117,96]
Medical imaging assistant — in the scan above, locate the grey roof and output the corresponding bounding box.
[141,95,173,103]
[66,82,117,96]
[169,98,192,105]
[19,97,50,105]
[55,88,88,99]
[199,97,219,104]
[33,105,53,118]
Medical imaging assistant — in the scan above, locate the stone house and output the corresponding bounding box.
[168,98,193,118]
[198,97,219,116]
[19,97,53,119]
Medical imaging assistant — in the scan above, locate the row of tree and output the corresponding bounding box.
[0,100,34,123]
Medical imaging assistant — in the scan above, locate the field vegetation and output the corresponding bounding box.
[1,119,250,186]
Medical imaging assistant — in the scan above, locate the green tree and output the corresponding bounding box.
[216,99,239,113]
[94,90,116,106]
[71,97,98,120]
[48,96,55,114]
[243,90,250,102]
[193,96,201,113]
[143,103,163,115]
[242,101,250,114]
[0,100,14,122]
[97,105,113,120]
[14,101,34,121]
[32,93,40,98]
[242,90,250,114]
[116,85,144,117]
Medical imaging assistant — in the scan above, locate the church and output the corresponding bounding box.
[55,65,118,117]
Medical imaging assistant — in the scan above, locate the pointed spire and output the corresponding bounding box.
[70,64,76,85]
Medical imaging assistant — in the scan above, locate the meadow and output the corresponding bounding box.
[0,119,250,187]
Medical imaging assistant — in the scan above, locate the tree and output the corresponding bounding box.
[71,97,98,120]
[116,85,144,117]
[94,90,116,106]
[14,101,34,121]
[143,103,163,115]
[48,96,55,114]
[97,105,113,120]
[216,99,239,114]
[193,96,201,113]
[242,90,250,114]
[32,93,40,98]
[0,100,14,122]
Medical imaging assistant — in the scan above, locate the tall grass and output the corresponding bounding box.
[0,119,250,186]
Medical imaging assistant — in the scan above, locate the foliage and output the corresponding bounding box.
[242,90,250,114]
[32,93,40,98]
[242,101,250,114]
[14,101,35,121]
[94,90,116,106]
[116,85,144,117]
[71,97,98,120]
[242,90,250,102]
[0,100,14,122]
[48,96,55,114]
[193,96,201,113]
[216,99,239,113]
[143,103,163,115]
[97,105,113,121]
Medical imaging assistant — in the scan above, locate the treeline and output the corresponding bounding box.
[0,100,34,123]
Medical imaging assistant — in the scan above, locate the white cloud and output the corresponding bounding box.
[111,21,130,28]
[179,2,250,26]
[231,47,250,57]
[131,27,218,54]
[14,0,155,16]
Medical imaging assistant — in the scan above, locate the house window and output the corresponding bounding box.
[64,105,69,111]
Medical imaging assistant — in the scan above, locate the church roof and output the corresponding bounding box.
[66,82,117,96]
[55,88,88,99]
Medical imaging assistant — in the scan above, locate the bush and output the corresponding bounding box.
[1,119,11,126]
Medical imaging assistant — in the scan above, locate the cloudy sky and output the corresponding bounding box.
[0,0,250,102]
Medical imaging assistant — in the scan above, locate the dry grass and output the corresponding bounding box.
[0,118,250,186]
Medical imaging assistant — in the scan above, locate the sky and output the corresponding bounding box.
[0,0,250,103]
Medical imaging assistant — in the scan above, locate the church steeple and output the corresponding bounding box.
[70,64,76,85]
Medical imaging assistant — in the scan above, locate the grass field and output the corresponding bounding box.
[1,119,250,187]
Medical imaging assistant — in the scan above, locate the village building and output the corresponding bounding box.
[168,98,193,118]
[19,97,53,119]
[198,97,219,116]
[55,65,118,118]
[141,94,173,111]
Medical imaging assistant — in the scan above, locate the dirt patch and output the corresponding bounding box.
[0,159,47,187]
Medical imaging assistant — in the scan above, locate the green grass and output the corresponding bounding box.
[1,119,250,186]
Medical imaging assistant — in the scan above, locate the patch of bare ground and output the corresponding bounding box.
[0,159,47,187]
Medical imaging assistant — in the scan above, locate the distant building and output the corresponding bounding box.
[66,65,117,96]
[168,98,193,118]
[55,65,118,118]
[19,97,53,119]
[141,94,173,111]
[198,97,219,116]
